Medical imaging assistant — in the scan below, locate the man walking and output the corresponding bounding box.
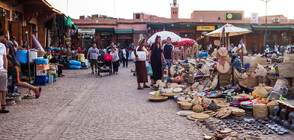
[122,47,129,67]
[0,31,8,113]
[1,31,41,99]
[87,43,99,74]
[162,37,174,75]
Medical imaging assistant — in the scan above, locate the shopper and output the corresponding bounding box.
[122,47,129,67]
[135,37,149,90]
[231,53,242,73]
[110,47,120,74]
[44,48,53,61]
[0,32,8,113]
[106,42,114,54]
[162,37,174,75]
[0,31,41,98]
[50,54,65,77]
[235,39,247,60]
[87,43,99,74]
[148,36,166,86]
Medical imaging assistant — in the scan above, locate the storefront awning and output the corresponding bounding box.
[252,26,292,31]
[114,29,133,34]
[291,26,294,31]
[64,16,73,28]
[95,28,114,31]
[165,23,196,27]
[217,25,252,31]
[147,23,165,28]
[72,25,78,30]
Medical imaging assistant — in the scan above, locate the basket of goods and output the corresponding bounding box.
[180,102,193,110]
[229,107,246,119]
[252,83,268,98]
[206,91,223,98]
[240,101,254,109]
[187,113,210,121]
[148,95,168,101]
[267,99,279,115]
[215,107,232,119]
[230,102,240,107]
[253,101,268,119]
[192,103,204,113]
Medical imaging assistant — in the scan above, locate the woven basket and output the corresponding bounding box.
[267,99,279,115]
[217,103,230,108]
[192,104,204,113]
[189,113,210,121]
[283,53,294,62]
[148,95,168,101]
[181,102,193,110]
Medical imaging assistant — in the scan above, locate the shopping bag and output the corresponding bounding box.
[146,63,153,76]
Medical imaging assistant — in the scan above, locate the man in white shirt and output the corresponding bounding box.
[274,43,279,53]
[121,47,129,67]
[0,31,8,113]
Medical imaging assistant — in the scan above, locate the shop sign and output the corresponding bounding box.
[226,13,242,20]
[197,26,215,31]
[78,29,95,37]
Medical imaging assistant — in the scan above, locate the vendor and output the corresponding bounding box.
[50,54,65,77]
[231,53,242,73]
[44,49,53,61]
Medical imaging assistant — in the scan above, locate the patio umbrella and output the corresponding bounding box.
[206,24,251,37]
[147,31,181,44]
[175,38,196,47]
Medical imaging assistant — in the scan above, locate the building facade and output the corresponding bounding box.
[73,1,294,53]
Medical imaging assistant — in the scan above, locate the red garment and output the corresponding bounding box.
[77,49,83,54]
[103,54,113,62]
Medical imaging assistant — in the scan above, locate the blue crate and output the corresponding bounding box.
[36,76,46,86]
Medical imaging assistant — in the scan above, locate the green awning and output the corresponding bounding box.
[114,29,132,34]
[166,23,196,27]
[291,26,294,31]
[147,23,165,28]
[64,16,72,28]
[72,25,78,30]
[95,28,113,31]
[217,25,252,31]
[252,26,292,31]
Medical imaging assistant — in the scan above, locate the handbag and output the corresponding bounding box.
[131,46,146,61]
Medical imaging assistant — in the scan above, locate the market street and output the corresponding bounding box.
[0,64,202,140]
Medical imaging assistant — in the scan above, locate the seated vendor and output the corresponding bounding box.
[231,53,242,73]
[44,49,52,61]
[50,54,65,77]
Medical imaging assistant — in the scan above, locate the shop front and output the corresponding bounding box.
[95,28,114,48]
[196,25,215,52]
[78,29,95,50]
[115,29,133,49]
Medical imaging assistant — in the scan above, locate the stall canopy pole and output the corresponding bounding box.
[26,31,31,87]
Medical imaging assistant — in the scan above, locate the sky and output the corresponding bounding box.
[47,0,294,19]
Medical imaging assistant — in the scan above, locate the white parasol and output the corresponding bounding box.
[147,31,181,44]
[206,24,251,37]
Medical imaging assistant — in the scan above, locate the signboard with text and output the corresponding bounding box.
[226,13,242,20]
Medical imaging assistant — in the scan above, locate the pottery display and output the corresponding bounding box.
[289,112,294,131]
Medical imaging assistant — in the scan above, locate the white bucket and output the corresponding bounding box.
[29,51,38,63]
[49,74,54,84]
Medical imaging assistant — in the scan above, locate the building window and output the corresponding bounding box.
[179,32,193,38]
[218,17,221,20]
[175,12,177,14]
[282,32,291,46]
[12,11,23,22]
[136,14,140,19]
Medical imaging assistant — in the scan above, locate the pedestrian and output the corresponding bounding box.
[235,39,247,60]
[77,47,83,54]
[0,31,41,98]
[87,43,99,74]
[106,42,114,54]
[274,42,279,53]
[9,36,18,51]
[50,54,65,77]
[122,47,129,67]
[110,47,120,74]
[135,37,149,90]
[148,36,166,86]
[230,53,242,73]
[0,32,8,113]
[162,37,174,76]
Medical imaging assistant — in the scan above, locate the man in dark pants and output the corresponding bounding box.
[121,47,129,67]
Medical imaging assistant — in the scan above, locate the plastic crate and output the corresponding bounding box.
[36,70,47,76]
[36,64,49,70]
[36,76,46,86]
[49,74,56,84]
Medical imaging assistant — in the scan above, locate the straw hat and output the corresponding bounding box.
[218,47,228,57]
[210,76,218,90]
[178,97,192,102]
[217,60,230,73]
[214,40,220,46]
[220,55,231,63]
[173,88,183,93]
[148,95,168,101]
[252,64,267,77]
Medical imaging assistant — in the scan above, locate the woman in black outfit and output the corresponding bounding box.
[148,36,166,86]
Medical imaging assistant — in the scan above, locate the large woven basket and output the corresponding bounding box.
[148,95,168,101]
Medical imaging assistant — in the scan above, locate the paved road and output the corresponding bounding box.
[0,64,293,140]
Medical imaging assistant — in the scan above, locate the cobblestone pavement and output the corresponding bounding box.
[0,64,293,140]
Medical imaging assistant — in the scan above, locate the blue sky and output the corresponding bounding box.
[47,0,294,19]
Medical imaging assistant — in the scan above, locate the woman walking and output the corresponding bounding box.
[148,36,166,86]
[110,47,120,74]
[135,37,149,90]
